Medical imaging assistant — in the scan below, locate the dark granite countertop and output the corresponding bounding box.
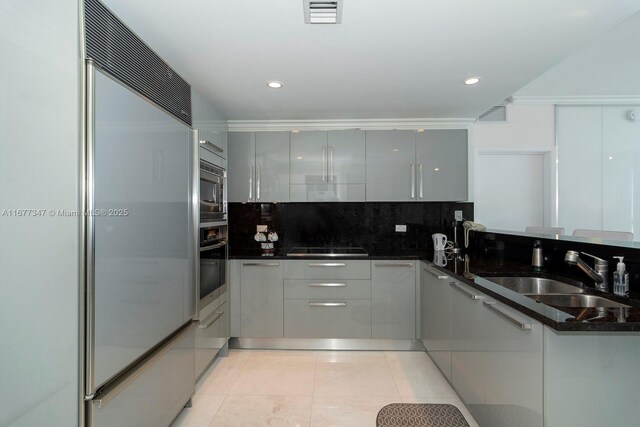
[230,246,640,332]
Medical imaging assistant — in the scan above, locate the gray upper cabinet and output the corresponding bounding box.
[256,132,290,202]
[371,261,417,339]
[290,130,365,202]
[365,130,417,201]
[227,132,256,202]
[365,129,468,202]
[228,131,289,202]
[416,130,468,201]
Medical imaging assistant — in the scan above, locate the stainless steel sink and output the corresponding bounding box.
[526,294,630,308]
[488,277,585,294]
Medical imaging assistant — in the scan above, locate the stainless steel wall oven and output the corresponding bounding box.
[200,160,226,221]
[199,224,227,309]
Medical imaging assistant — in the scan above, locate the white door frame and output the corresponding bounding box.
[474,147,558,227]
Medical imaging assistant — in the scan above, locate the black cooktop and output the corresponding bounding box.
[287,247,368,257]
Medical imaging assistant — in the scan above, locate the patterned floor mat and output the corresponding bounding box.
[376,403,470,427]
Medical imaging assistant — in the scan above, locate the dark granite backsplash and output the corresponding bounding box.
[470,231,640,295]
[228,202,473,254]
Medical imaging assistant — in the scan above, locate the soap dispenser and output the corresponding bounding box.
[613,256,629,297]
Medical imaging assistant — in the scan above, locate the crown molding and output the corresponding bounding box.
[227,118,475,132]
[511,95,640,105]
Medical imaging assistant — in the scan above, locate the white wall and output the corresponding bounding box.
[0,1,80,426]
[468,104,556,227]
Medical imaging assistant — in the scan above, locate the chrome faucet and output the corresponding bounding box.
[564,250,609,292]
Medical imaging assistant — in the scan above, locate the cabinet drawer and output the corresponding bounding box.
[195,302,227,379]
[88,323,195,427]
[284,299,372,339]
[284,260,370,280]
[284,279,371,299]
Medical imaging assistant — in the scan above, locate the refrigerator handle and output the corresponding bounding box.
[85,60,96,397]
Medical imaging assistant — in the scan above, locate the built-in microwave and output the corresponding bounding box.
[199,224,228,310]
[200,160,226,221]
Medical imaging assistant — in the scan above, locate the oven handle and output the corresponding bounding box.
[200,200,220,208]
[200,240,228,252]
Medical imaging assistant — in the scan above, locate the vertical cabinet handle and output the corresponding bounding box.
[419,163,423,199]
[249,165,253,200]
[329,146,334,182]
[410,164,415,199]
[256,165,261,200]
[322,147,327,182]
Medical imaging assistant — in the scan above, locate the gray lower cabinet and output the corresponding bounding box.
[195,300,229,380]
[284,299,372,338]
[227,131,289,202]
[420,262,452,380]
[416,129,468,201]
[450,281,543,427]
[239,261,284,337]
[371,261,417,339]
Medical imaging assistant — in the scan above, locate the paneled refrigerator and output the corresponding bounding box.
[83,0,198,425]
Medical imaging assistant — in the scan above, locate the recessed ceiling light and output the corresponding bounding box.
[267,81,283,89]
[434,168,440,172]
[297,156,304,160]
[416,129,425,133]
[464,77,481,85]
[291,129,300,133]
[392,149,399,152]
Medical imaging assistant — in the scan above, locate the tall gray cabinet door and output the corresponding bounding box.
[240,261,284,338]
[371,261,416,339]
[365,130,416,201]
[421,264,452,381]
[328,130,366,184]
[255,132,290,202]
[227,132,256,202]
[416,130,468,201]
[290,131,327,185]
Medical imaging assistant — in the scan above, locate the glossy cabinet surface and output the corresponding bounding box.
[371,261,417,339]
[227,132,255,202]
[450,281,543,427]
[195,300,229,380]
[365,130,417,201]
[228,131,289,202]
[284,299,372,338]
[239,261,284,338]
[284,260,371,280]
[420,262,452,380]
[255,132,290,202]
[290,130,365,201]
[416,130,468,201]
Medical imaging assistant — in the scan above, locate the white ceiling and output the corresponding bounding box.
[515,11,640,98]
[101,0,640,120]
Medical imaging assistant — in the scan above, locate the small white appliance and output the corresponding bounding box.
[432,233,448,251]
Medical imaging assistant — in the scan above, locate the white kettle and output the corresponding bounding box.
[432,233,448,251]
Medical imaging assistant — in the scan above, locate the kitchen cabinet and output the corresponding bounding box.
[239,261,284,337]
[416,129,467,201]
[365,130,417,201]
[283,259,372,338]
[195,300,228,380]
[290,130,365,201]
[420,262,452,380]
[227,131,290,202]
[449,280,543,427]
[371,261,417,339]
[365,129,468,202]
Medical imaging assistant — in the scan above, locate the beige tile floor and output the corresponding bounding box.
[171,350,479,427]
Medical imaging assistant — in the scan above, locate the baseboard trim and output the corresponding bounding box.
[229,337,425,351]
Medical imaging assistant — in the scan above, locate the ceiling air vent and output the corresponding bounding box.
[478,105,507,122]
[304,0,342,24]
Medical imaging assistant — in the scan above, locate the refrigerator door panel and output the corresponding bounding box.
[91,69,193,392]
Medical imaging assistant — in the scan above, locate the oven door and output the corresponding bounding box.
[199,239,227,310]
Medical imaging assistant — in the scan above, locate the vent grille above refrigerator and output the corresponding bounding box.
[304,0,342,24]
[84,0,192,126]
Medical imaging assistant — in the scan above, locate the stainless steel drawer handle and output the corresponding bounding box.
[450,282,484,300]
[242,262,280,266]
[482,300,532,330]
[375,262,414,267]
[308,263,346,267]
[200,240,228,251]
[308,301,347,307]
[308,283,347,287]
[424,267,448,279]
[199,310,223,328]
